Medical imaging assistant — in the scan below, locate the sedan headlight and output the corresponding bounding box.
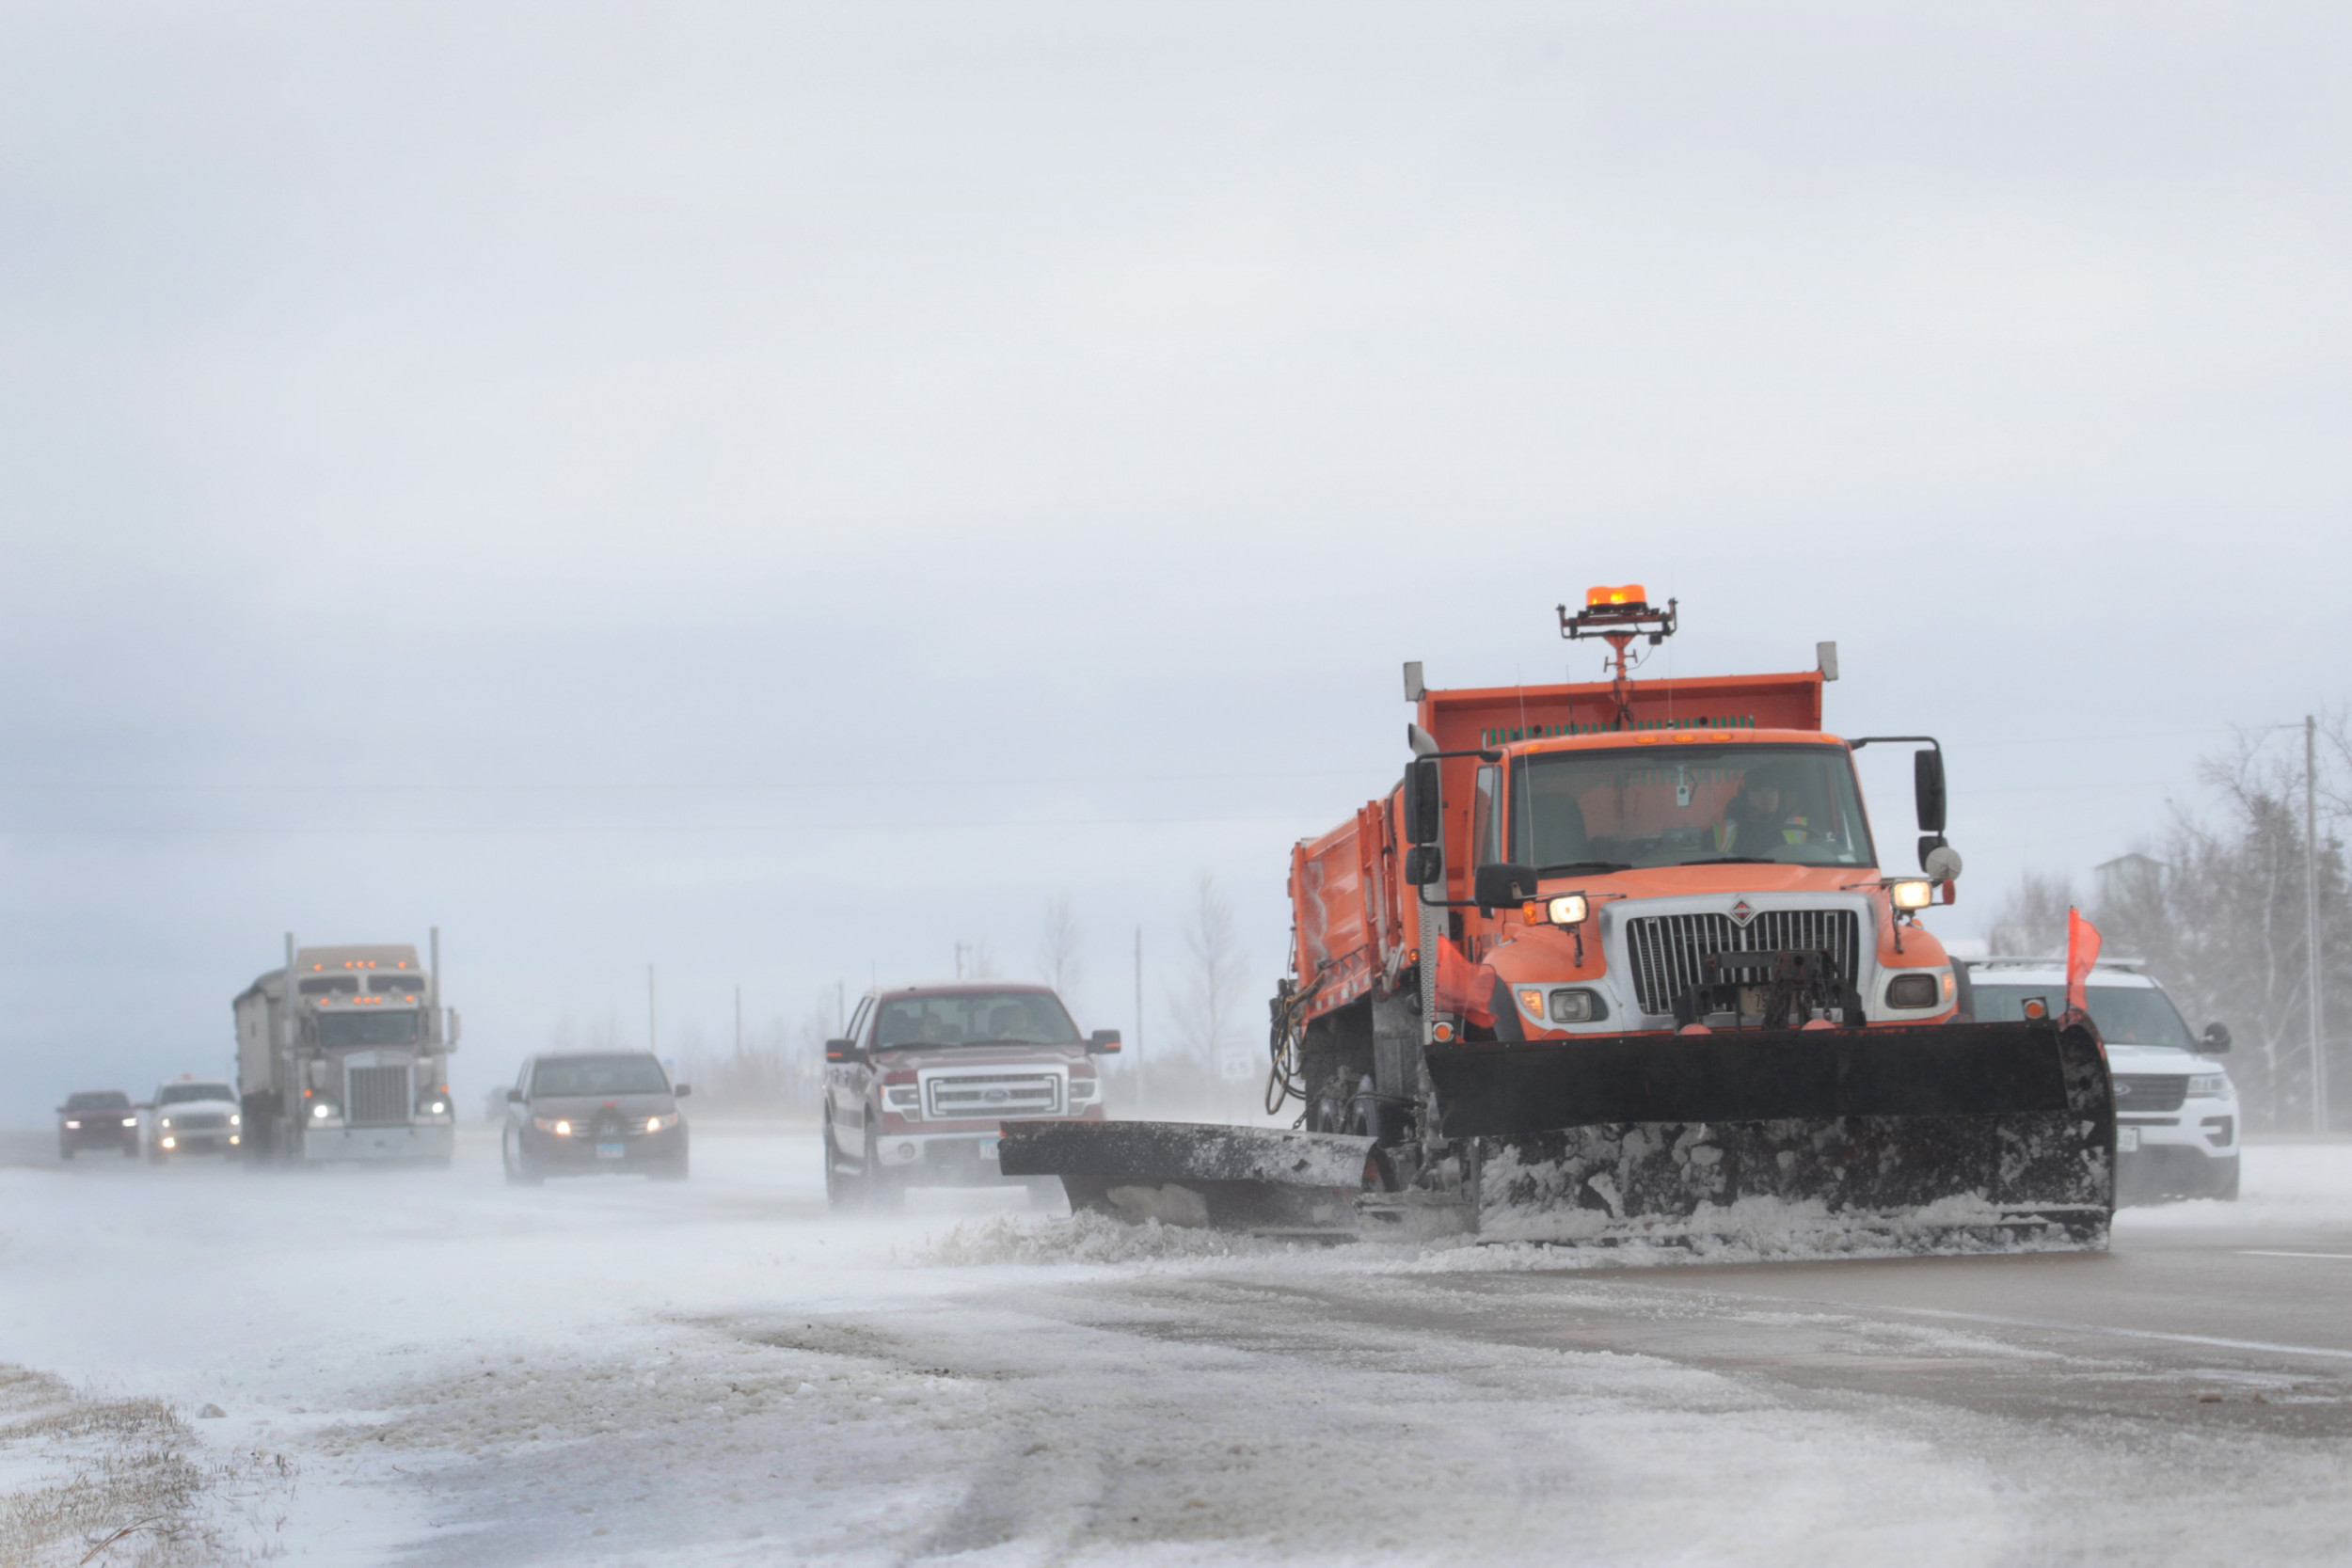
[641,1112,677,1132]
[533,1117,573,1136]
[2186,1074,2230,1098]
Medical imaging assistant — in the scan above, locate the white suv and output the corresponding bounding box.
[1958,960,2238,1203]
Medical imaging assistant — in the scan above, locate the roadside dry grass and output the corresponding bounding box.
[0,1365,294,1567]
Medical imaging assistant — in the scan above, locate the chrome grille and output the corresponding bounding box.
[346,1064,412,1127]
[925,1071,1062,1120]
[1623,909,1862,1017]
[2112,1074,2187,1114]
[172,1113,229,1132]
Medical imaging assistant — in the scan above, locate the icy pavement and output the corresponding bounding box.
[2,1130,2350,1565]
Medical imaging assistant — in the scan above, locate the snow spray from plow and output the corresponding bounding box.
[1000,1018,2114,1248]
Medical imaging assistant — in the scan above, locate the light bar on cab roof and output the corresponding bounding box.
[1586,584,1645,607]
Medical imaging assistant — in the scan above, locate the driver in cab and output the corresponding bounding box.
[1713,765,1809,854]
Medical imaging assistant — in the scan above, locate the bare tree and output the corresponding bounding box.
[1991,873,2075,956]
[1036,893,1084,997]
[1168,871,1253,1114]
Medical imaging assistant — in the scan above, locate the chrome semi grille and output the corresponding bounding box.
[925,1071,1062,1120]
[346,1064,413,1127]
[2112,1074,2187,1114]
[1623,909,1862,1017]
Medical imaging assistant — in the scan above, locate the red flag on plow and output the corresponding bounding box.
[2065,907,2103,1017]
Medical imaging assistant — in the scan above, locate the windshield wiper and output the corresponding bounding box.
[1536,861,1634,877]
[1677,856,1777,866]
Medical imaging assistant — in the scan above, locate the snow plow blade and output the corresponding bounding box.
[997,1120,1375,1234]
[1427,1018,2115,1247]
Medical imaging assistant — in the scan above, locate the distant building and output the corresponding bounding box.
[2095,853,2166,914]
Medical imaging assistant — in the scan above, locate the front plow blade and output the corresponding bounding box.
[997,1120,1375,1234]
[1426,1020,2114,1249]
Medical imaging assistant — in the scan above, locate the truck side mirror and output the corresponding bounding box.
[1402,845,1442,886]
[1088,1029,1122,1054]
[1472,863,1538,911]
[2202,1022,2233,1055]
[825,1038,866,1064]
[1402,758,1442,846]
[672,1083,691,1098]
[1915,750,1947,835]
[505,1087,523,1104]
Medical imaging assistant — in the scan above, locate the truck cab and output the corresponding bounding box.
[235,940,457,1165]
[822,983,1120,1210]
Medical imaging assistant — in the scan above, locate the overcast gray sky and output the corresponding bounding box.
[5,3,2348,1121]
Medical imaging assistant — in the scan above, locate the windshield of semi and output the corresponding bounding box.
[318,1010,421,1048]
[1508,742,1876,872]
[531,1056,671,1096]
[873,991,1080,1048]
[1969,982,2197,1048]
[157,1083,233,1105]
[66,1091,130,1111]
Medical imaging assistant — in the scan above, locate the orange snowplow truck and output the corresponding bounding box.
[1003,591,2116,1248]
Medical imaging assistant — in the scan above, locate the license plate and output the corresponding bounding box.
[2117,1127,2139,1152]
[978,1136,1000,1161]
[596,1142,626,1160]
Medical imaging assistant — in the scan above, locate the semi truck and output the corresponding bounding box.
[1005,590,2117,1248]
[234,931,460,1165]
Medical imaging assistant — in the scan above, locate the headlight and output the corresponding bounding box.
[160,1136,176,1149]
[427,1101,447,1116]
[2187,1074,2229,1097]
[884,1087,921,1110]
[534,1117,572,1135]
[1889,879,1933,911]
[1068,1078,1097,1101]
[230,1113,241,1126]
[1547,895,1589,926]
[1886,973,1942,1008]
[310,1101,337,1121]
[1549,989,1603,1023]
[642,1113,676,1132]
[120,1117,136,1128]
[159,1117,173,1129]
[63,1120,80,1129]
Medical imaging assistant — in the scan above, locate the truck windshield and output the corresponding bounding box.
[318,1011,421,1048]
[1509,743,1875,872]
[873,991,1081,1049]
[531,1056,671,1096]
[157,1083,233,1105]
[1970,983,2196,1048]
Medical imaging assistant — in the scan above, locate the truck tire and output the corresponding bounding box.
[823,1116,859,1211]
[502,1127,543,1186]
[863,1130,905,1212]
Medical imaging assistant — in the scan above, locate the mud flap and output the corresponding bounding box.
[1425,1020,2113,1247]
[996,1120,1375,1234]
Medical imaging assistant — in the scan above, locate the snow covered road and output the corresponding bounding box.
[5,1127,2351,1565]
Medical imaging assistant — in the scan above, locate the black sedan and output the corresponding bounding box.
[57,1091,139,1159]
[501,1052,690,1183]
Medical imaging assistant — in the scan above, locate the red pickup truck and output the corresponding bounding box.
[822,982,1120,1210]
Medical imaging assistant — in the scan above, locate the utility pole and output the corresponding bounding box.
[1135,925,1145,1116]
[2311,715,2328,1135]
[954,941,968,979]
[647,964,658,1055]
[734,984,742,1057]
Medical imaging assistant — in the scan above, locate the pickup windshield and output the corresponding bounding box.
[318,1010,421,1048]
[1509,742,1876,872]
[1971,983,2197,1049]
[873,991,1080,1049]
